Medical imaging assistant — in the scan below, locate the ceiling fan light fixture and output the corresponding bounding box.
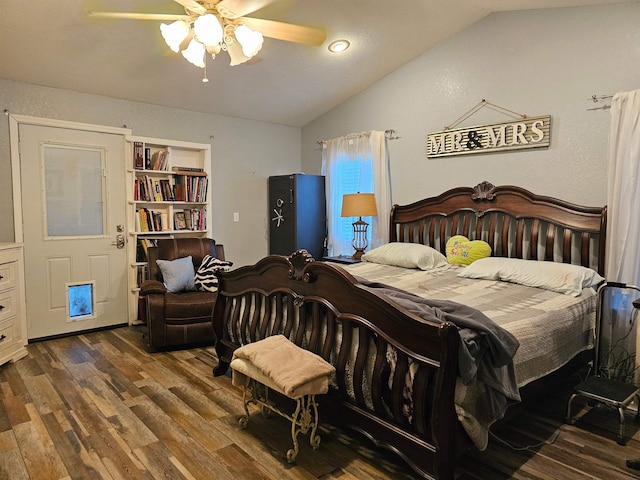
[181,39,206,68]
[94,0,328,74]
[235,25,264,58]
[193,13,223,46]
[328,39,350,53]
[206,44,222,56]
[160,20,190,52]
[227,39,251,66]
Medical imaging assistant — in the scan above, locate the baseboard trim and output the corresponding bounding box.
[28,323,129,344]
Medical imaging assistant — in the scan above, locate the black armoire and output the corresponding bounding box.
[268,174,326,259]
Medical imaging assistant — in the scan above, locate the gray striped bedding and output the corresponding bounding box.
[335,260,597,450]
[341,261,596,387]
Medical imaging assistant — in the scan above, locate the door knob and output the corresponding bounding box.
[112,234,125,249]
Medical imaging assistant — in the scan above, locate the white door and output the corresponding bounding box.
[19,124,128,340]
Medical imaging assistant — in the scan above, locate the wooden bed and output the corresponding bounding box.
[211,181,607,480]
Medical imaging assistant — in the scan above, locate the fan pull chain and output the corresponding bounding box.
[202,55,209,83]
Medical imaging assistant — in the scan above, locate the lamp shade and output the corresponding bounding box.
[227,39,251,66]
[193,14,223,47]
[235,25,263,58]
[160,20,190,52]
[341,193,377,217]
[181,39,206,67]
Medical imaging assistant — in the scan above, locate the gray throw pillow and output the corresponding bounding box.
[156,256,195,293]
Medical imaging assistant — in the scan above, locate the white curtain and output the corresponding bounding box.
[369,131,392,247]
[321,130,391,256]
[605,89,640,284]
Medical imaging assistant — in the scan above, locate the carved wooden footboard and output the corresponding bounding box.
[212,250,462,480]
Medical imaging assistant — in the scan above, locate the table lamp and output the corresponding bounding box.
[341,193,377,259]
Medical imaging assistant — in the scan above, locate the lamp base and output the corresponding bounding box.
[351,217,369,261]
[351,249,365,260]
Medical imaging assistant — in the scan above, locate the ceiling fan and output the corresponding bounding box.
[90,0,326,73]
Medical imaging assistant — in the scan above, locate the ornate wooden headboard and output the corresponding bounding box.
[389,181,607,275]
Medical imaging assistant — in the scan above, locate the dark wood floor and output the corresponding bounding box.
[1,325,640,479]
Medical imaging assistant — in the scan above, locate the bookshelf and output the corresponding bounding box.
[126,136,212,324]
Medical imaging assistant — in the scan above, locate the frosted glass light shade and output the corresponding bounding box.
[193,14,223,47]
[160,20,190,52]
[181,39,206,67]
[227,40,251,66]
[235,25,263,58]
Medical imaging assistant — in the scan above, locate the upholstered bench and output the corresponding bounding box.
[230,335,336,463]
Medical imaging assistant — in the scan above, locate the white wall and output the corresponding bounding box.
[0,79,301,267]
[302,3,640,208]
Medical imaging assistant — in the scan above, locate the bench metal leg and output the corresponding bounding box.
[286,394,321,463]
[239,379,322,463]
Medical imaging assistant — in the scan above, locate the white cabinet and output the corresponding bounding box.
[0,244,27,366]
[126,136,212,324]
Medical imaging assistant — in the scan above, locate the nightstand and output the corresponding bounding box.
[322,255,361,265]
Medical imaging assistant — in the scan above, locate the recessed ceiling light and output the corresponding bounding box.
[328,40,350,53]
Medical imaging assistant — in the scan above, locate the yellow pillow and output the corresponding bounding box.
[446,235,492,265]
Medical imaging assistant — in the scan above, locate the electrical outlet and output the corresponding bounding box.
[233,212,239,222]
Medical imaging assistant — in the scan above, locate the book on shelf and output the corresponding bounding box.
[136,264,148,286]
[134,142,144,169]
[137,238,159,261]
[174,211,187,230]
[171,175,208,202]
[159,179,174,201]
[136,208,167,232]
[183,208,207,230]
[144,147,151,169]
[134,176,177,202]
[172,166,204,172]
[148,150,169,171]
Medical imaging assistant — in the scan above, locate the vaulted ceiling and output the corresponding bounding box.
[0,0,628,127]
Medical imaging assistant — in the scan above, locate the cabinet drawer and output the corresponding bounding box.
[0,261,17,292]
[0,289,17,323]
[0,322,15,355]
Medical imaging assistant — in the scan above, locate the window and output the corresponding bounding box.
[322,131,390,257]
[43,144,105,237]
[334,157,374,254]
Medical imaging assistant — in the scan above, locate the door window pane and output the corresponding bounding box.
[44,145,105,236]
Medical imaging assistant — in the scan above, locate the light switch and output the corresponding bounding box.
[233,212,240,222]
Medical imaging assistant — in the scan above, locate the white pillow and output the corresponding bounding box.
[361,242,447,270]
[458,257,604,296]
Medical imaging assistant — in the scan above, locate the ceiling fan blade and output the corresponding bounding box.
[173,0,207,15]
[217,0,278,19]
[89,12,189,21]
[242,18,326,46]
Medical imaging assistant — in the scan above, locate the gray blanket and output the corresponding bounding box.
[344,262,596,387]
[358,277,522,446]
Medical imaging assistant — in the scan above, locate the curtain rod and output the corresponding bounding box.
[317,129,399,145]
[587,94,614,111]
[589,94,613,103]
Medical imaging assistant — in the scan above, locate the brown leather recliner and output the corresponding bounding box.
[140,237,225,350]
